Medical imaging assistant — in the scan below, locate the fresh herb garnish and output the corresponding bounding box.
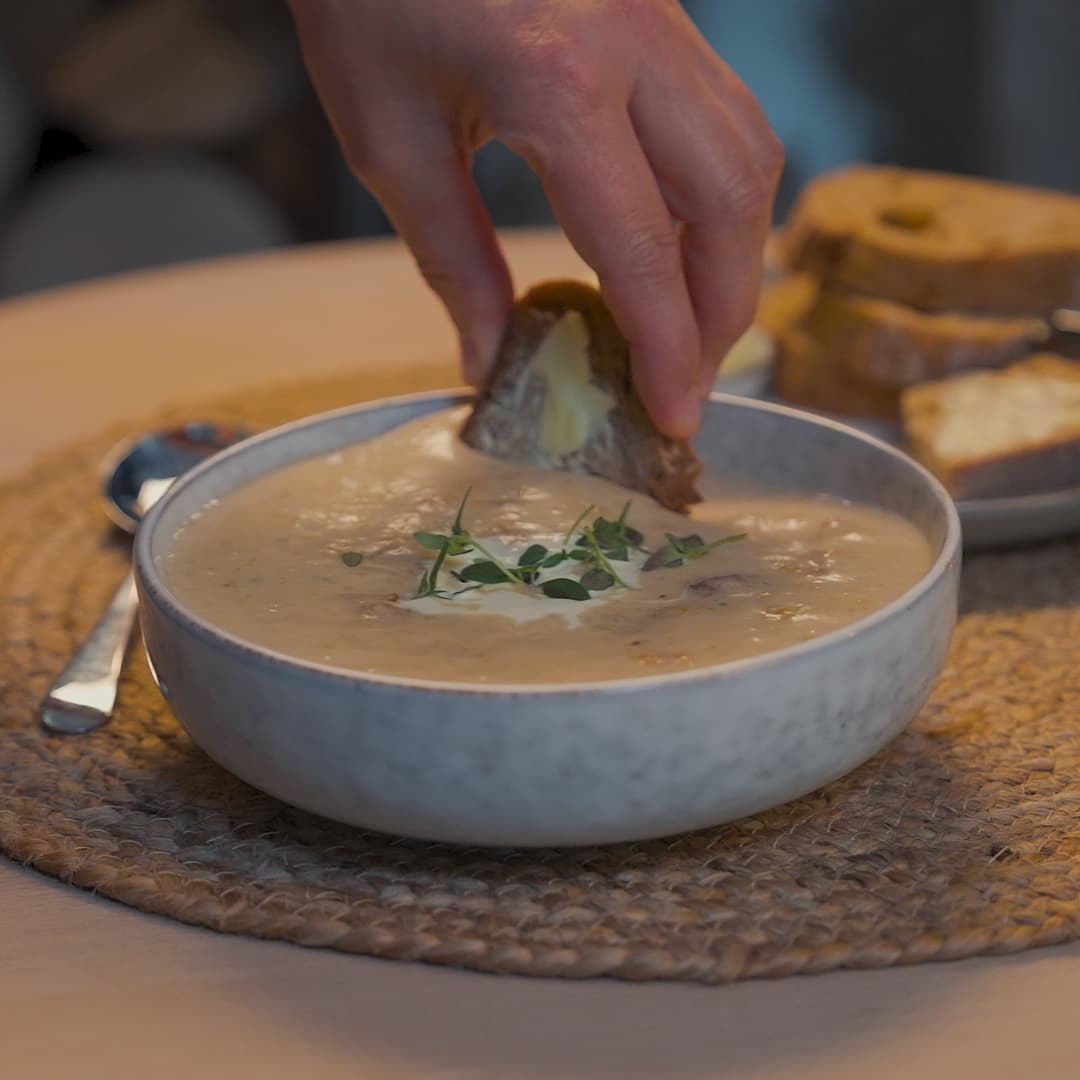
[413,489,477,598]
[579,523,628,587]
[579,567,616,591]
[410,492,745,602]
[588,500,644,561]
[540,577,591,601]
[457,560,512,584]
[519,543,548,566]
[642,531,747,571]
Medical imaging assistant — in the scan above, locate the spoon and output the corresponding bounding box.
[40,422,250,735]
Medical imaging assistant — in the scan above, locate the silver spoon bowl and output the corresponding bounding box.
[40,422,250,735]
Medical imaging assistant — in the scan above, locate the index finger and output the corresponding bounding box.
[525,114,702,438]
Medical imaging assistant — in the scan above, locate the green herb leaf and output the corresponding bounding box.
[518,544,548,566]
[580,568,615,591]
[592,517,620,545]
[580,524,628,587]
[593,501,645,553]
[541,577,591,601]
[412,531,448,550]
[340,551,364,568]
[642,546,681,571]
[643,531,746,571]
[542,551,569,568]
[459,560,513,584]
[463,539,516,582]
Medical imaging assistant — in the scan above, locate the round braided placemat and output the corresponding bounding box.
[3,371,1080,984]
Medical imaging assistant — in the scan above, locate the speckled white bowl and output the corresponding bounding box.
[135,391,961,847]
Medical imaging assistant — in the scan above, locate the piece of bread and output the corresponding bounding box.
[460,280,701,512]
[802,289,1046,389]
[901,354,1080,499]
[784,166,1080,315]
[755,272,819,338]
[772,325,901,419]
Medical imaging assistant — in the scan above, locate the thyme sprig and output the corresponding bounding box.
[641,531,747,571]
[409,492,745,602]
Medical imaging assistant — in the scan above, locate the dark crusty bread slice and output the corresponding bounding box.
[802,289,1046,389]
[784,166,1080,315]
[772,325,901,419]
[460,280,701,512]
[901,354,1080,499]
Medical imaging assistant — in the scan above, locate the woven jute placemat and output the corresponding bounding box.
[2,370,1080,984]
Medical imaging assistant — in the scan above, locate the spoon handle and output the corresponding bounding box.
[40,570,139,735]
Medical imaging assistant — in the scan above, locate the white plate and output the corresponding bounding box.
[715,357,1080,551]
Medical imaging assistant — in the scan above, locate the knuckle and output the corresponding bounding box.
[509,30,605,108]
[617,220,683,283]
[715,160,777,222]
[492,44,606,167]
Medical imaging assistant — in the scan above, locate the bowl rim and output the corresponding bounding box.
[134,388,962,698]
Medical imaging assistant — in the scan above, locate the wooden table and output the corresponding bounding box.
[2,231,1076,1079]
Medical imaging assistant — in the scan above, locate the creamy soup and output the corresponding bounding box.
[162,407,934,684]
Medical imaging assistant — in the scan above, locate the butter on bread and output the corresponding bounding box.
[785,166,1080,315]
[460,280,701,512]
[900,354,1080,499]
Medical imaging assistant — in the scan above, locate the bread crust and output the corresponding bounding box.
[802,289,1045,389]
[785,166,1080,315]
[460,280,702,512]
[901,354,1080,498]
[772,326,901,419]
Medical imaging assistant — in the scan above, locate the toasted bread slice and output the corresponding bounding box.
[901,354,1080,498]
[784,166,1080,315]
[460,281,701,512]
[802,289,1046,389]
[772,325,901,419]
[755,272,819,338]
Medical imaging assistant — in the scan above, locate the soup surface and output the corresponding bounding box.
[162,407,935,684]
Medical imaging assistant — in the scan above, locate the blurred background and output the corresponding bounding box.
[0,0,1077,300]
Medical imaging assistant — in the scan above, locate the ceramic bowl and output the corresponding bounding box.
[134,391,961,847]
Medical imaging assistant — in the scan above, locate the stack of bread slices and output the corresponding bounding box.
[771,166,1080,499]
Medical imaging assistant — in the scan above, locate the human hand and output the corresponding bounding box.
[288,0,783,436]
